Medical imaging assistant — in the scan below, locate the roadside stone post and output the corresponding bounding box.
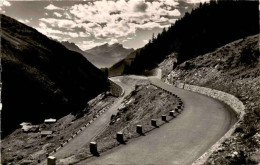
[151,119,157,127]
[90,142,98,155]
[169,111,175,117]
[175,107,180,113]
[136,125,143,134]
[162,115,167,121]
[47,156,56,165]
[116,132,124,143]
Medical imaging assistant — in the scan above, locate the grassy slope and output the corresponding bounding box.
[160,34,260,164]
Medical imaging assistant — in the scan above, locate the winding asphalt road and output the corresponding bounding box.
[40,77,134,165]
[78,77,237,165]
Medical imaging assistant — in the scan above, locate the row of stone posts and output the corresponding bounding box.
[87,105,184,156]
[46,90,183,165]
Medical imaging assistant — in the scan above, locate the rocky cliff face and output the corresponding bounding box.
[1,14,109,137]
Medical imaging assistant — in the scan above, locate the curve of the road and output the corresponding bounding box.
[78,77,237,165]
[40,77,134,165]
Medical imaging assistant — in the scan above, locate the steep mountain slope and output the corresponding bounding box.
[1,14,109,137]
[85,43,134,68]
[108,50,139,77]
[60,41,87,55]
[60,41,100,68]
[111,1,258,75]
[160,34,260,164]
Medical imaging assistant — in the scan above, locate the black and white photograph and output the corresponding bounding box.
[0,0,259,164]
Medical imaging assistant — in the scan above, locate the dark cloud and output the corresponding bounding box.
[134,2,148,12]
[110,10,121,15]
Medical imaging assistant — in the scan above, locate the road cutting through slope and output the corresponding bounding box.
[80,77,237,165]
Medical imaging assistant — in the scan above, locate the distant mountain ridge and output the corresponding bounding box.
[85,43,134,68]
[61,41,134,68]
[61,41,87,55]
[86,43,134,58]
[1,14,109,137]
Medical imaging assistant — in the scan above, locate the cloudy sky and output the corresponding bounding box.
[1,0,209,50]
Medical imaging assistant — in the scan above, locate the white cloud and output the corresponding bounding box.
[39,18,76,29]
[60,37,71,42]
[39,22,47,28]
[49,35,62,41]
[44,4,64,11]
[36,26,63,36]
[53,12,62,18]
[167,9,181,17]
[143,39,148,43]
[18,19,30,24]
[0,0,11,13]
[36,26,63,41]
[2,0,11,7]
[169,19,177,24]
[109,38,118,45]
[158,17,168,22]
[77,40,106,50]
[79,32,90,37]
[159,0,179,7]
[134,22,169,30]
[68,0,180,39]
[36,24,83,41]
[186,0,210,4]
[36,0,184,49]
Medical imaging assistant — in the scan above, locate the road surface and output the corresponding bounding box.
[40,77,134,165]
[79,77,237,165]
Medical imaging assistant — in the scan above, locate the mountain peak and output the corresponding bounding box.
[61,41,84,53]
[109,43,121,46]
[85,42,134,68]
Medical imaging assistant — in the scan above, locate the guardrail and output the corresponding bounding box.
[173,82,245,165]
